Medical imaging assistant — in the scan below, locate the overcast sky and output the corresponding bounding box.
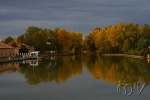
[0,0,150,39]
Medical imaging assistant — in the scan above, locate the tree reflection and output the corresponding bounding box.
[20,55,83,85]
[84,55,150,85]
[1,55,150,86]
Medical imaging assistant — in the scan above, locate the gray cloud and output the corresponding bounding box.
[0,0,150,39]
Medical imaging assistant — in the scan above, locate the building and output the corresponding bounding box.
[0,42,16,57]
[0,42,35,62]
[7,42,35,53]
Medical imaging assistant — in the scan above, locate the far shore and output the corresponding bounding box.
[102,54,145,59]
[0,53,149,63]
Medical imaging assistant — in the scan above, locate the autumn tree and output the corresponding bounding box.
[54,28,73,53]
[95,27,113,53]
[85,22,150,55]
[83,28,99,51]
[72,32,83,53]
[14,22,150,55]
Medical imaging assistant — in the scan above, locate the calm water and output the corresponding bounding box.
[0,54,150,100]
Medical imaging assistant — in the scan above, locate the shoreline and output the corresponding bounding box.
[0,53,148,63]
[45,53,81,56]
[0,57,20,63]
[102,54,145,59]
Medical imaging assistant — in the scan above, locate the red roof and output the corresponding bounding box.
[0,43,14,49]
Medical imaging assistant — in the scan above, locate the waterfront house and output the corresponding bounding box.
[0,42,15,57]
[7,42,35,53]
[0,42,35,62]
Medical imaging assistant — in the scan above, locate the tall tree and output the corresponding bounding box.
[3,36,14,44]
[17,34,25,43]
[73,32,83,53]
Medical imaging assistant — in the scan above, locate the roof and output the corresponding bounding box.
[16,43,34,49]
[0,43,14,49]
[7,42,34,49]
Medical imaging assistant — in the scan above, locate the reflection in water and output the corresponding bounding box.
[0,54,150,86]
[20,56,83,85]
[29,60,39,66]
[0,62,21,75]
[84,55,150,85]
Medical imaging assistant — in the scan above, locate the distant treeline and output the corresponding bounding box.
[84,23,150,56]
[1,22,150,55]
[2,27,83,54]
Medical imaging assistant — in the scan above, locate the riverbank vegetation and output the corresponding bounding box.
[1,22,150,56]
[84,23,150,56]
[17,27,83,54]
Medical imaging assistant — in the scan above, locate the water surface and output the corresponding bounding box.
[0,54,150,100]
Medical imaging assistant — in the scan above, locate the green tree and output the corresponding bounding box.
[3,36,14,44]
[24,26,41,46]
[17,34,25,43]
[17,26,54,53]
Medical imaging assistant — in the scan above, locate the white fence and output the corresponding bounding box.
[19,53,30,59]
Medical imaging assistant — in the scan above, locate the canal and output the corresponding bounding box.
[0,54,150,100]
